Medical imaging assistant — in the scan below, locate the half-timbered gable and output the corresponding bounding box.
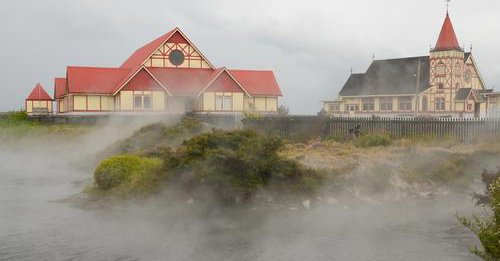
[37,27,281,115]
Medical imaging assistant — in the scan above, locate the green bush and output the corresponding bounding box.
[353,134,392,148]
[93,155,162,196]
[459,178,500,260]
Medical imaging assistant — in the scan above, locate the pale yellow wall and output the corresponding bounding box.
[152,91,165,110]
[101,96,114,111]
[203,92,215,111]
[266,97,278,112]
[87,96,100,110]
[47,102,52,112]
[455,102,465,111]
[254,97,267,111]
[73,96,86,110]
[120,91,133,110]
[26,101,33,113]
[233,93,244,111]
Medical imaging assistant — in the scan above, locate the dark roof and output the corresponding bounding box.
[472,90,486,102]
[464,52,471,62]
[339,56,430,96]
[455,88,472,100]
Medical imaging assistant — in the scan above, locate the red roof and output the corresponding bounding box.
[120,28,176,69]
[148,67,216,95]
[54,78,66,99]
[435,13,461,51]
[67,66,131,94]
[230,70,282,96]
[26,83,53,101]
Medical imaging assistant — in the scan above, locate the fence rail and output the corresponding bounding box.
[244,116,500,141]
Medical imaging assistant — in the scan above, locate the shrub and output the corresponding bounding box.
[93,155,162,196]
[459,178,500,260]
[353,134,392,148]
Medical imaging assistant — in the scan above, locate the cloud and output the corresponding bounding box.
[0,0,499,114]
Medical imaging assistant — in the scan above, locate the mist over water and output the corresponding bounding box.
[0,118,482,261]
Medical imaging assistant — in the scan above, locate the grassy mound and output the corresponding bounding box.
[88,128,324,205]
[353,134,392,148]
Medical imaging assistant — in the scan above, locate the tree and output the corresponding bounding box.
[277,105,289,116]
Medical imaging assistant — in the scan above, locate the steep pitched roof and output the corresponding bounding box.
[67,66,131,94]
[54,78,67,99]
[229,70,282,96]
[26,83,53,101]
[339,56,430,96]
[434,13,461,51]
[120,28,176,69]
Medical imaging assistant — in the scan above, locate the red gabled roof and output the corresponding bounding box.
[148,67,215,95]
[434,13,461,51]
[26,83,53,101]
[67,66,131,94]
[54,78,66,99]
[120,28,176,69]
[229,70,282,96]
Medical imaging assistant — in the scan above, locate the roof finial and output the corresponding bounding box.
[446,0,451,14]
[470,44,473,52]
[372,53,375,61]
[350,67,353,75]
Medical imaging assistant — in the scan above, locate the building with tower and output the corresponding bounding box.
[26,27,282,115]
[323,12,495,118]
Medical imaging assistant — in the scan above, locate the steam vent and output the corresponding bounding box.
[323,12,499,118]
[27,28,282,115]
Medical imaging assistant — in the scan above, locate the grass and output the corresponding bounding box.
[0,111,89,138]
[353,134,392,148]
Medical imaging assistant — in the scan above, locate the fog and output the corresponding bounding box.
[1,0,500,114]
[0,118,486,260]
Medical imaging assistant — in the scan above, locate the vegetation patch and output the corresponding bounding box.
[90,155,163,198]
[459,176,500,260]
[353,134,392,148]
[88,128,325,206]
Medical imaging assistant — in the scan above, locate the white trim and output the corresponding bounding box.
[196,68,251,97]
[112,66,171,96]
[465,54,487,90]
[340,94,417,98]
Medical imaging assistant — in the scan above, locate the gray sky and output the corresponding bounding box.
[1,0,499,114]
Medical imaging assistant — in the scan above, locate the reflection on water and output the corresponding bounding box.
[0,138,481,261]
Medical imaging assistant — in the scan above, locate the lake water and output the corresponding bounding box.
[0,136,482,261]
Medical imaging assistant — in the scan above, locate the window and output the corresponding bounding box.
[467,103,473,111]
[380,97,393,111]
[215,94,233,111]
[345,104,359,112]
[399,97,412,111]
[134,93,153,109]
[143,95,152,109]
[169,50,185,66]
[436,63,446,76]
[328,103,341,112]
[134,95,143,109]
[362,98,375,111]
[435,97,446,111]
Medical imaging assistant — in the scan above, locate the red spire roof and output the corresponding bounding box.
[26,83,53,101]
[434,13,461,51]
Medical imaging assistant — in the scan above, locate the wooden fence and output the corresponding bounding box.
[244,116,500,141]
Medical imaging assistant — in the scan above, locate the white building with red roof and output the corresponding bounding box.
[25,83,53,114]
[49,28,282,114]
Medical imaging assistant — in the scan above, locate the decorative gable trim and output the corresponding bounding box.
[196,68,251,97]
[113,66,172,96]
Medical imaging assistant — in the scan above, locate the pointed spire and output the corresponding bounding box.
[434,13,461,51]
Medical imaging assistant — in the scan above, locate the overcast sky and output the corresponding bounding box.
[1,0,499,114]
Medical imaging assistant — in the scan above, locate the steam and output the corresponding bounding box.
[0,118,488,260]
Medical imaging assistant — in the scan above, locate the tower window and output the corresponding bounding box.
[436,63,446,76]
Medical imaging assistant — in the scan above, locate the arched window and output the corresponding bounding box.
[435,97,446,111]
